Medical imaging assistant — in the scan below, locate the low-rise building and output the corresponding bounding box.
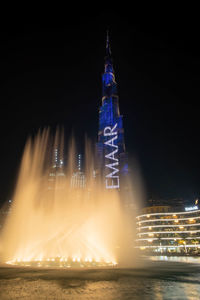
[136,205,200,255]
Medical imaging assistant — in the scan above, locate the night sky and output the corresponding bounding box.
[0,10,200,206]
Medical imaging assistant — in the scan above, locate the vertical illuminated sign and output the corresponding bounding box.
[104,123,119,189]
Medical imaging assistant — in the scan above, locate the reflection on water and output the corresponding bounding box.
[0,260,200,299]
[149,255,200,264]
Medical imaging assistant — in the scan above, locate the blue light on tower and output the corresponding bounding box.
[97,31,127,189]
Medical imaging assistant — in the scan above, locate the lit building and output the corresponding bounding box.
[96,31,128,192]
[71,154,86,189]
[136,205,200,254]
[48,146,65,190]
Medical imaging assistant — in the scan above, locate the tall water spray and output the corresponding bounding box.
[0,129,140,267]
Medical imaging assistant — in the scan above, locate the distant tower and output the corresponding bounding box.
[97,31,128,190]
[71,154,86,189]
[48,135,65,190]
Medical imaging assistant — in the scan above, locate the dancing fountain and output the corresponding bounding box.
[0,129,139,268]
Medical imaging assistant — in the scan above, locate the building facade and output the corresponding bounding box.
[48,144,65,191]
[96,32,128,191]
[71,154,86,189]
[136,205,200,255]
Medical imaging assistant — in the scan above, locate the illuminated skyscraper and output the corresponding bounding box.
[71,154,86,189]
[97,31,128,190]
[48,135,65,191]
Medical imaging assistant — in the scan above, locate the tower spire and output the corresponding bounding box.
[103,30,116,97]
[106,29,112,57]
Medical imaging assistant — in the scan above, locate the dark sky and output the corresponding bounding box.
[0,10,200,205]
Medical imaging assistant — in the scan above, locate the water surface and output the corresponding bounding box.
[1,258,200,299]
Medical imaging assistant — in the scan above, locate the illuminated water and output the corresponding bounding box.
[0,259,200,299]
[0,131,199,299]
[0,129,139,267]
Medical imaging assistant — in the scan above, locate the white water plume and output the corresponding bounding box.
[0,128,141,267]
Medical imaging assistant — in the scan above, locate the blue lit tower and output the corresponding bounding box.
[97,31,128,190]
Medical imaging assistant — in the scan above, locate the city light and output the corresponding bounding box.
[136,215,200,224]
[137,223,200,230]
[136,209,200,219]
[185,206,198,211]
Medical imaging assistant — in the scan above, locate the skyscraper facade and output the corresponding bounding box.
[97,32,128,190]
[71,154,86,189]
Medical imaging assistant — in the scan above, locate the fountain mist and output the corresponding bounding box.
[0,129,140,267]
